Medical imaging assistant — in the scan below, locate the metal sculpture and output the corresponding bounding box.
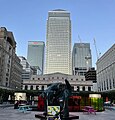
[41,79,72,119]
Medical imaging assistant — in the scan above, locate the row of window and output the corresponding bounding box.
[99,78,115,91]
[32,77,84,81]
[24,85,91,91]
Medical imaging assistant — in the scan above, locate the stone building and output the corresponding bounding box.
[96,44,115,92]
[19,56,34,81]
[85,67,96,83]
[0,27,22,90]
[23,72,93,92]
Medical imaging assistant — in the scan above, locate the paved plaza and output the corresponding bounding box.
[0,107,115,120]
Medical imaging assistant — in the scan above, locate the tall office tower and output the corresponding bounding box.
[45,9,72,75]
[72,43,92,76]
[27,41,45,75]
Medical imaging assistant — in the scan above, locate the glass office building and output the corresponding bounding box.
[45,9,72,75]
[72,43,92,75]
[27,41,45,75]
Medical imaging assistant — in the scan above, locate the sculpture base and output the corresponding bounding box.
[61,115,79,120]
[35,114,79,120]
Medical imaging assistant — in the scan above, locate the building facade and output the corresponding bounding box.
[85,67,96,83]
[27,41,45,75]
[10,54,22,89]
[19,56,34,80]
[96,44,115,92]
[0,27,22,90]
[45,9,72,75]
[72,43,92,76]
[23,73,93,92]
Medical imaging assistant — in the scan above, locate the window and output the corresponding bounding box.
[82,86,85,91]
[110,79,112,89]
[30,85,33,90]
[9,47,11,51]
[6,73,9,76]
[36,86,39,90]
[102,83,103,90]
[71,86,74,91]
[104,81,106,90]
[106,79,109,90]
[113,79,115,88]
[74,48,76,54]
[42,86,44,90]
[25,85,28,90]
[6,82,8,87]
[6,78,8,81]
[88,86,91,91]
[77,86,79,92]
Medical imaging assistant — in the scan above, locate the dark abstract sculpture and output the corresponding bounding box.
[35,79,79,119]
[41,79,72,119]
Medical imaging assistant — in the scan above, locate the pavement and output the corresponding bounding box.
[0,104,13,108]
[0,107,115,120]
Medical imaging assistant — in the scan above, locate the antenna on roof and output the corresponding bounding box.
[78,35,82,44]
[93,38,101,60]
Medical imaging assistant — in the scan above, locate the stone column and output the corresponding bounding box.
[80,86,82,91]
[33,85,36,90]
[74,86,77,91]
[22,85,25,90]
[85,86,88,91]
[28,85,31,90]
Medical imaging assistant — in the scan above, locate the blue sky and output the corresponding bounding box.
[0,0,115,67]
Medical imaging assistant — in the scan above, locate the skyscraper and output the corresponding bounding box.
[72,43,92,75]
[27,41,45,75]
[45,9,72,75]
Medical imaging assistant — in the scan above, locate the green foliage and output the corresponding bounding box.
[0,88,15,103]
[102,90,115,102]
